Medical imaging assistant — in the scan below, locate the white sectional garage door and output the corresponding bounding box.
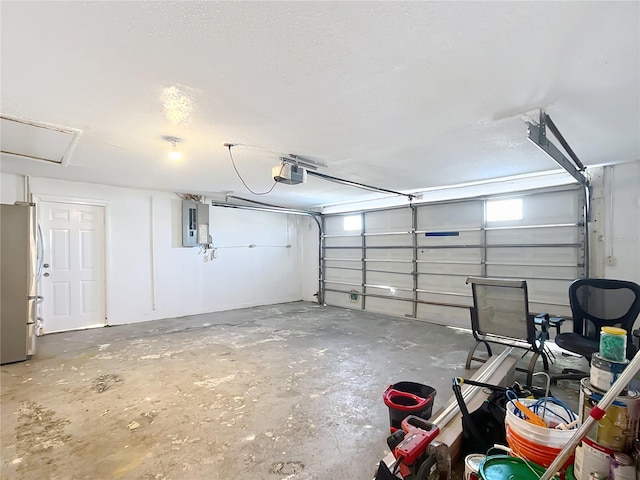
[322,186,585,328]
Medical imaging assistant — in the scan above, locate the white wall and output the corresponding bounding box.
[1,173,25,204]
[601,161,640,284]
[300,215,321,302]
[1,173,306,325]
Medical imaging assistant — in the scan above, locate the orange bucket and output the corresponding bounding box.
[505,424,574,468]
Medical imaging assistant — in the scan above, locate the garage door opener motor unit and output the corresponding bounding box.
[272,161,307,185]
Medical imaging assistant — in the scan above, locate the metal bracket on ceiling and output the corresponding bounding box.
[280,154,327,171]
[526,110,588,186]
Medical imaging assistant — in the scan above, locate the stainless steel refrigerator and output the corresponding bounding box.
[1,202,38,364]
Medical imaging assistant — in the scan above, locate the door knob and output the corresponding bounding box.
[43,272,50,277]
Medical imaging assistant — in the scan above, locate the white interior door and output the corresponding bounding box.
[39,201,106,333]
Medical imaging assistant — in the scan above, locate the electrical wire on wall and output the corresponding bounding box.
[227,144,284,195]
[197,243,292,263]
[198,242,217,262]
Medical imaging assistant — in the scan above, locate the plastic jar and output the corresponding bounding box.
[600,326,627,362]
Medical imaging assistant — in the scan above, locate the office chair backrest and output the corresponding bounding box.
[569,278,640,356]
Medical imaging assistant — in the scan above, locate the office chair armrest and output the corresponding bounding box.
[530,313,550,350]
[549,316,565,331]
[535,314,565,335]
[534,313,550,331]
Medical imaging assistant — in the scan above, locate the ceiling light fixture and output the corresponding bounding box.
[164,136,183,161]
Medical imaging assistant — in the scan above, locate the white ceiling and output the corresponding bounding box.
[1,1,638,209]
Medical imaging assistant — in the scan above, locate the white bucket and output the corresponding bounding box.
[464,453,485,480]
[505,398,577,449]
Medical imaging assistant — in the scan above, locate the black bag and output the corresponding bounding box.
[452,378,548,456]
[375,460,398,480]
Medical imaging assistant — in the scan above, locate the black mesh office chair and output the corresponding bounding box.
[552,278,640,384]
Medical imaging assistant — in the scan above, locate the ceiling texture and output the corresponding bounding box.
[1,1,638,209]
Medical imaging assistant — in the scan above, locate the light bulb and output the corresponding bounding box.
[169,149,183,161]
[164,136,183,161]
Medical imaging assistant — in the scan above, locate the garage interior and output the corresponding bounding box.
[1,2,639,480]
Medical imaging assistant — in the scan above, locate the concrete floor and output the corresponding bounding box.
[1,301,587,480]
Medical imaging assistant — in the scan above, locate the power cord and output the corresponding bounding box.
[530,397,577,425]
[227,145,283,196]
[506,392,577,426]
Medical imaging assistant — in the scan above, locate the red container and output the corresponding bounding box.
[383,382,436,432]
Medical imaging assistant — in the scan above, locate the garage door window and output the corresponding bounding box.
[486,198,523,222]
[344,215,362,231]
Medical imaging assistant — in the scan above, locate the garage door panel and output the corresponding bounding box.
[365,296,413,317]
[417,291,472,307]
[367,249,413,261]
[416,304,470,328]
[324,290,361,309]
[486,190,579,229]
[524,191,579,224]
[526,278,573,307]
[529,303,572,319]
[487,247,578,265]
[366,234,413,247]
[367,271,413,289]
[366,286,414,300]
[365,209,412,233]
[417,230,482,246]
[325,236,361,248]
[418,263,482,276]
[417,202,483,229]
[324,259,361,269]
[418,275,470,295]
[325,249,362,261]
[486,264,579,281]
[365,262,413,274]
[419,248,482,263]
[325,268,362,284]
[486,227,579,245]
[324,281,360,293]
[324,216,351,235]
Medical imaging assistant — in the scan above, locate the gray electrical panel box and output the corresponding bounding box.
[182,200,210,247]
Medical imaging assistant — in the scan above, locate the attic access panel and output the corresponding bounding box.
[0,114,81,165]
